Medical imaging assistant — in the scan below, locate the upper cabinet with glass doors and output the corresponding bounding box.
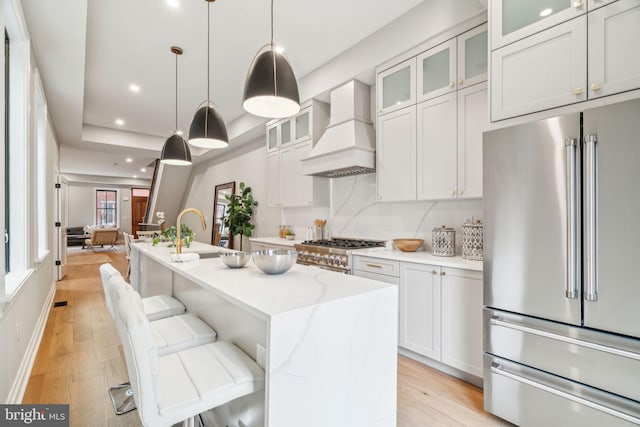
[417,24,488,103]
[491,0,586,49]
[376,59,417,115]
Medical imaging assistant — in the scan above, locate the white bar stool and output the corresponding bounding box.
[100,264,217,414]
[115,277,264,427]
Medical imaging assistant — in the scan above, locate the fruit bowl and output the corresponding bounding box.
[393,238,424,252]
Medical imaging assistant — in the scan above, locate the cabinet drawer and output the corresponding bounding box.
[353,269,400,285]
[352,256,400,277]
[485,355,640,427]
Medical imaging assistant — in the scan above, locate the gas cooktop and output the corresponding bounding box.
[298,238,386,250]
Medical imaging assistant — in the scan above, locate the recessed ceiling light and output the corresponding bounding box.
[126,158,132,163]
[115,118,125,126]
[540,8,553,17]
[166,0,179,7]
[274,45,285,54]
[140,168,146,173]
[176,130,184,136]
[129,83,140,93]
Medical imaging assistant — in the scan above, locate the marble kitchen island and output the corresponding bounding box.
[129,242,398,427]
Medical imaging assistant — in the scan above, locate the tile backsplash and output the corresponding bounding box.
[282,173,483,252]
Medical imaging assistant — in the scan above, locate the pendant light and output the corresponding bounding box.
[242,0,300,119]
[161,46,192,165]
[188,0,228,149]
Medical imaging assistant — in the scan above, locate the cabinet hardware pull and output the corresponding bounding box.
[432,270,437,275]
[573,0,583,8]
[449,82,455,88]
[590,82,601,91]
[366,263,383,269]
[458,189,464,195]
[572,87,583,95]
[458,79,463,85]
[449,190,456,196]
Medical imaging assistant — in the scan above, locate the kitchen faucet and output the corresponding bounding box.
[175,208,206,254]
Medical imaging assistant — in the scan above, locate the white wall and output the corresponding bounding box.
[182,139,280,249]
[65,178,151,236]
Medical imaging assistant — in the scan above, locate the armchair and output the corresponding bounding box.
[84,227,119,250]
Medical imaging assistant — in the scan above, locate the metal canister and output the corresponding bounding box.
[461,220,483,260]
[432,225,455,257]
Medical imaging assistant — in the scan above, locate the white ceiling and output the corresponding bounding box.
[20,0,426,180]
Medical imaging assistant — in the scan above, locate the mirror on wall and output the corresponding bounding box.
[212,181,235,248]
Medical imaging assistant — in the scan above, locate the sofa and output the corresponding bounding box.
[66,226,87,247]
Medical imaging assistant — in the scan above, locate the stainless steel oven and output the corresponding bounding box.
[294,238,385,274]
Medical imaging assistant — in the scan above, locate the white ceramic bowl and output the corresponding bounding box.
[219,251,251,268]
[252,249,297,275]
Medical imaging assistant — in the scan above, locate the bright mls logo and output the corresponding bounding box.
[1,405,69,426]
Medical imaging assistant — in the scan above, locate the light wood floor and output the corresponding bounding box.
[23,247,510,427]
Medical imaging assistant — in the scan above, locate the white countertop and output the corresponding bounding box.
[352,248,483,272]
[132,242,395,319]
[249,236,304,247]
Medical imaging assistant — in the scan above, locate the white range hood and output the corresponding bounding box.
[302,80,376,177]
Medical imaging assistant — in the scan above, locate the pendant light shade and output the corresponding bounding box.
[243,0,300,119]
[161,133,192,165]
[188,101,228,149]
[161,46,192,165]
[243,46,300,118]
[188,0,229,150]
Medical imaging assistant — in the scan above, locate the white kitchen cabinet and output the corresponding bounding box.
[399,263,441,360]
[266,150,281,207]
[457,82,487,199]
[588,0,640,99]
[440,267,483,378]
[376,58,417,115]
[491,16,587,121]
[399,261,483,378]
[457,24,489,89]
[417,93,457,200]
[416,24,487,103]
[491,0,586,50]
[417,39,456,102]
[588,0,619,10]
[265,99,330,208]
[376,107,416,202]
[416,83,487,200]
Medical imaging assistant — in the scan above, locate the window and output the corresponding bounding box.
[96,190,118,226]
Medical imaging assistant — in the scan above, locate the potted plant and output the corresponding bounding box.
[152,223,194,248]
[223,182,258,251]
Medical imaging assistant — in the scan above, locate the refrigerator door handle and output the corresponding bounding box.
[489,316,640,361]
[565,138,579,299]
[490,362,640,424]
[584,134,598,301]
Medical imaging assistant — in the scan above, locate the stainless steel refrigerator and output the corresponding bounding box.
[483,98,640,426]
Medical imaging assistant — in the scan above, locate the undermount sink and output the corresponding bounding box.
[197,252,223,259]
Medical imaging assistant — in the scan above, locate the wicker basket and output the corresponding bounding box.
[432,226,455,257]
[461,221,483,260]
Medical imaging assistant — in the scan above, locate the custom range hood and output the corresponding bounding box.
[302,80,375,177]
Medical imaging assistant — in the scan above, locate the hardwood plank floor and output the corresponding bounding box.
[23,246,510,427]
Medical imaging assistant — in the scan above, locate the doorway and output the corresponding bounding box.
[131,188,150,238]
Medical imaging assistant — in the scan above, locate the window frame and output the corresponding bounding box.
[95,189,119,227]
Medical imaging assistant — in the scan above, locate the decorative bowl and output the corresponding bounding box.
[219,251,251,268]
[252,250,297,275]
[393,238,424,252]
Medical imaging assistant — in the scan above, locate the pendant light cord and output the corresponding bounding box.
[270,0,274,47]
[207,0,211,103]
[175,52,178,130]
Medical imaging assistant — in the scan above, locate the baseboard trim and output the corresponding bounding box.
[6,280,56,403]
